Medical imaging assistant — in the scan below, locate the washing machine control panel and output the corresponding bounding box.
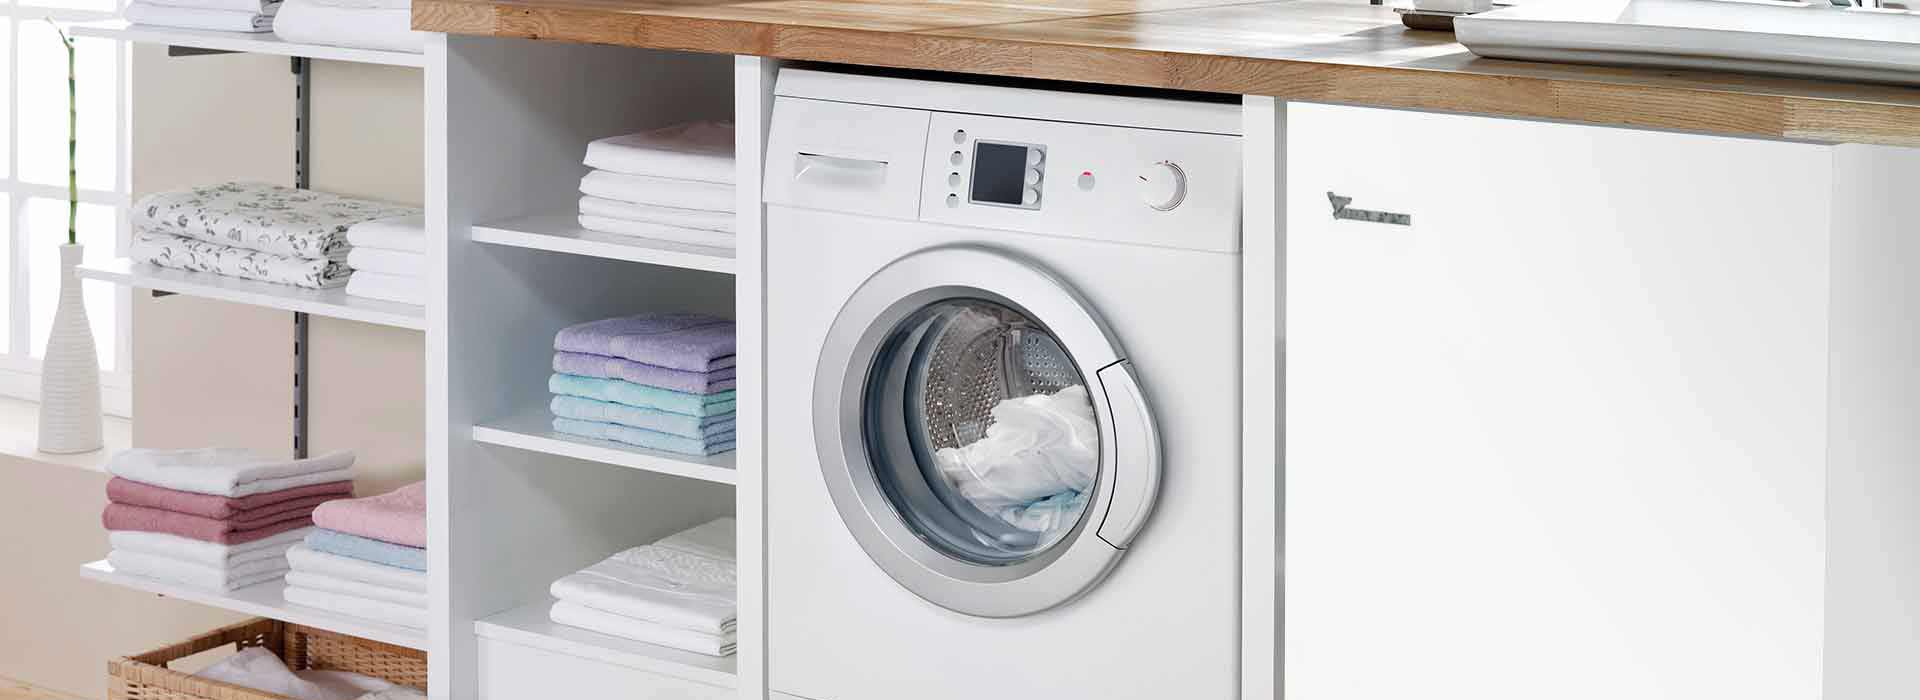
[925,113,1240,253]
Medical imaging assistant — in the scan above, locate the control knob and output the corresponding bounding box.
[1136,161,1187,211]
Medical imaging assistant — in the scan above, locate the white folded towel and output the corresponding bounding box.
[344,271,425,306]
[273,0,424,53]
[286,544,428,593]
[549,518,736,635]
[577,216,737,250]
[307,0,408,9]
[110,527,312,569]
[108,448,355,498]
[144,0,281,15]
[550,601,736,656]
[124,1,276,31]
[346,215,427,253]
[345,248,424,277]
[583,122,736,185]
[108,549,289,592]
[285,571,428,608]
[284,586,427,629]
[578,196,734,233]
[580,170,735,213]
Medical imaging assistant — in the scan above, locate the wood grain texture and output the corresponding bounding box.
[412,0,1920,146]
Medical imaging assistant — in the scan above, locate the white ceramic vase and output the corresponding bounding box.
[38,243,103,454]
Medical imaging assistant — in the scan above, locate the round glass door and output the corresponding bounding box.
[814,245,1162,619]
[864,299,1100,566]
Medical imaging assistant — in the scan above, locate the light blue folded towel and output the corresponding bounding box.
[551,395,734,440]
[549,373,736,418]
[306,528,427,572]
[552,417,737,457]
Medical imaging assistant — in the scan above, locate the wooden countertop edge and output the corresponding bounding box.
[414,0,1920,148]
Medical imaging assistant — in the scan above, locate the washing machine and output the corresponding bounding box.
[763,69,1244,700]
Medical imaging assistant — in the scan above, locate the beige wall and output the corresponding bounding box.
[0,47,425,698]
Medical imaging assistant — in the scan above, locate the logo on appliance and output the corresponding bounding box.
[1327,192,1412,226]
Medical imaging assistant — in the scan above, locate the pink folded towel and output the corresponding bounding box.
[312,481,426,548]
[103,503,317,545]
[107,477,353,520]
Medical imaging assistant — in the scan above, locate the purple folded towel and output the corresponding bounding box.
[553,313,736,372]
[553,351,736,394]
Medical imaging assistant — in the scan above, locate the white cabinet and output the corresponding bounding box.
[1284,103,1920,700]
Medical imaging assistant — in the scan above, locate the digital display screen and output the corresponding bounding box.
[969,142,1029,206]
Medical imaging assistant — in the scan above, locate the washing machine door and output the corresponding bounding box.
[815,245,1161,618]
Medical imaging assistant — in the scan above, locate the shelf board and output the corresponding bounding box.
[471,409,737,485]
[69,20,425,67]
[472,212,735,274]
[81,560,428,650]
[475,598,736,689]
[79,258,425,330]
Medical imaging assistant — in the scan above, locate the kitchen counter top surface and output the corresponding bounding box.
[414,0,1920,146]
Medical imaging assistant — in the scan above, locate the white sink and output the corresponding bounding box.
[1455,0,1920,85]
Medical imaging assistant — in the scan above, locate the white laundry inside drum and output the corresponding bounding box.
[932,385,1099,526]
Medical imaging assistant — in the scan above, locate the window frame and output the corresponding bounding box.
[0,4,132,417]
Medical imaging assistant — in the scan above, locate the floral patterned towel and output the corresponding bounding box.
[135,182,420,261]
[133,229,353,289]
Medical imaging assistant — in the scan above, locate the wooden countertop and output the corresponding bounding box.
[414,0,1920,147]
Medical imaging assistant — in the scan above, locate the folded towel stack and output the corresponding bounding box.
[285,482,429,629]
[124,0,280,33]
[549,518,737,656]
[550,312,738,456]
[344,215,428,306]
[132,182,420,289]
[578,122,736,250]
[274,0,427,54]
[102,448,355,592]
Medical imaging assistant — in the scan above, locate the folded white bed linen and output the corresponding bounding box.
[134,230,352,289]
[286,544,428,593]
[272,0,425,53]
[284,586,427,630]
[144,0,281,14]
[583,122,735,184]
[577,216,737,250]
[344,272,425,306]
[108,448,355,498]
[346,215,427,253]
[108,549,289,592]
[307,0,408,9]
[285,571,428,608]
[550,601,735,656]
[124,1,275,31]
[345,248,424,276]
[579,196,734,233]
[135,183,415,260]
[110,527,312,569]
[579,170,735,213]
[549,517,736,635]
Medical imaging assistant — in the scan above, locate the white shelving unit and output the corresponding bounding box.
[473,211,735,274]
[77,258,426,330]
[78,19,435,671]
[81,560,428,650]
[472,408,737,484]
[70,20,425,67]
[474,598,737,688]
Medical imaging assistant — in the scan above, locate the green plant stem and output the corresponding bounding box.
[45,20,76,246]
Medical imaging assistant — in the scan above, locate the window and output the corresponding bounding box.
[0,4,129,416]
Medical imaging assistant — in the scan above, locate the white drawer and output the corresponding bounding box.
[477,635,733,700]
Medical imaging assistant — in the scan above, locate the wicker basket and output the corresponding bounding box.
[108,618,427,700]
